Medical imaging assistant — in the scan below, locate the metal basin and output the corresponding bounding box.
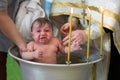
[8,45,103,80]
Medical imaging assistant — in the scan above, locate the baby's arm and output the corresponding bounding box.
[21,48,43,61]
[56,38,66,54]
[21,51,35,60]
[20,41,42,61]
[20,41,35,60]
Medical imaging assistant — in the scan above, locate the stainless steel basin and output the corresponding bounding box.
[8,45,103,80]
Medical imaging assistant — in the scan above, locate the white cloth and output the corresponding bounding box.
[15,0,45,42]
[50,0,120,80]
[50,0,120,53]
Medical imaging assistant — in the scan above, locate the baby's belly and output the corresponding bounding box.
[36,53,57,64]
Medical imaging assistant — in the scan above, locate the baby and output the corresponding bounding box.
[20,18,81,64]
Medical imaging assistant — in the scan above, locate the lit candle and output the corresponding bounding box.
[67,8,73,64]
[86,8,91,61]
[100,7,104,56]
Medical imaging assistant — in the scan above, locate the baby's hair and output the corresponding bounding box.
[31,17,53,31]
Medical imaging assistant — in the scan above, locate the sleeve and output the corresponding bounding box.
[0,0,8,11]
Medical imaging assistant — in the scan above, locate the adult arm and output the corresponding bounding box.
[0,10,27,51]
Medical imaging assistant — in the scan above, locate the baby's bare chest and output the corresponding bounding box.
[35,45,58,54]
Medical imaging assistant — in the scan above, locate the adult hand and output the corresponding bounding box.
[17,42,27,52]
[60,22,78,37]
[60,23,69,36]
[62,30,87,46]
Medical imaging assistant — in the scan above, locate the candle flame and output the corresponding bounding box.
[87,7,91,14]
[100,7,104,12]
[71,8,73,14]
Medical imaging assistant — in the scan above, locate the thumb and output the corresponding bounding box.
[18,43,27,52]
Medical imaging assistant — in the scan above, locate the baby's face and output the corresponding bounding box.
[31,22,53,44]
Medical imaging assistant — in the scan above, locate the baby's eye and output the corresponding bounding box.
[37,30,41,32]
[45,29,50,32]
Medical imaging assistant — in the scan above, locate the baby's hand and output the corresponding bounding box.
[70,41,82,52]
[64,41,82,53]
[34,49,43,59]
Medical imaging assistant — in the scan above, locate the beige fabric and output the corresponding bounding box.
[15,0,46,42]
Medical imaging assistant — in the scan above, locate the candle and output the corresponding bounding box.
[86,8,91,61]
[67,8,73,64]
[100,7,104,56]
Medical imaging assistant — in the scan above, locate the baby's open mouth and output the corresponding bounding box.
[40,37,47,41]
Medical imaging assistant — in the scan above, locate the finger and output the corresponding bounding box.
[63,40,68,46]
[79,47,82,50]
[71,37,76,43]
[64,24,69,29]
[63,34,76,45]
[63,35,69,42]
[39,52,42,55]
[60,27,69,35]
[18,43,27,52]
[60,27,65,35]
[61,31,68,36]
[27,45,34,52]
